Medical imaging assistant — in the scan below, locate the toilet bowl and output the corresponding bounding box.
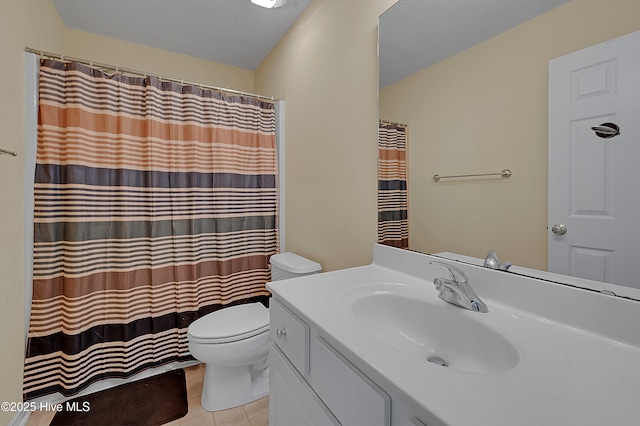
[187,252,321,411]
[187,302,270,411]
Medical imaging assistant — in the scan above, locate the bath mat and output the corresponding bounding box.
[50,369,188,426]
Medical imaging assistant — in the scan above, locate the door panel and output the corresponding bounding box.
[549,30,640,289]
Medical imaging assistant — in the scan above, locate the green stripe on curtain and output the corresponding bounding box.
[378,121,408,248]
[23,59,279,399]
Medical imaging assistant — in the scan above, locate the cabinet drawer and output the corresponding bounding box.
[270,298,309,375]
[311,336,391,426]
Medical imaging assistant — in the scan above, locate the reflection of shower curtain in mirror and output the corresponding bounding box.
[23,59,278,400]
[377,121,408,248]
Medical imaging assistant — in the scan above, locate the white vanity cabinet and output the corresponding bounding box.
[269,298,398,426]
[267,245,640,425]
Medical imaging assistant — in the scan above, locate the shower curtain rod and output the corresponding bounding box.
[25,47,282,104]
[379,119,408,128]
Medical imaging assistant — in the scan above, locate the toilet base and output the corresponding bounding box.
[200,363,269,411]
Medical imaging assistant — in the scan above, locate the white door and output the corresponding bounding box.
[548,30,640,289]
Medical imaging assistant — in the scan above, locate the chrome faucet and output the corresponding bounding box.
[483,250,511,271]
[429,261,488,313]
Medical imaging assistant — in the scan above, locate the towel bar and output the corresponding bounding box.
[0,147,17,156]
[432,169,512,182]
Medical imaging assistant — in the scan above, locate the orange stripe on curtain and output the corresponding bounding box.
[378,121,408,249]
[23,59,279,399]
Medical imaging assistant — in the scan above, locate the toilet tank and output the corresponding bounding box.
[270,252,321,281]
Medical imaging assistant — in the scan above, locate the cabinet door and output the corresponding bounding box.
[310,336,391,426]
[269,344,338,426]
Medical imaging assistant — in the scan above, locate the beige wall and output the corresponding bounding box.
[379,0,640,271]
[60,30,254,92]
[256,0,397,271]
[0,2,61,422]
[1,1,254,422]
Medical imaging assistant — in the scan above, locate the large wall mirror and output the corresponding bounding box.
[378,0,640,298]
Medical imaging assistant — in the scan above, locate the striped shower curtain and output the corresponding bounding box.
[23,59,278,399]
[378,121,408,248]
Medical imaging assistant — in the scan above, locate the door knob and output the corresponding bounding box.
[551,224,567,235]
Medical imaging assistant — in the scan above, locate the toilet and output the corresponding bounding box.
[187,252,321,411]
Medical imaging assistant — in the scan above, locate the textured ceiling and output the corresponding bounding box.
[379,0,570,88]
[52,0,313,70]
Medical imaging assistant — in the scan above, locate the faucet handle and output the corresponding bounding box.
[429,261,468,284]
[484,249,512,271]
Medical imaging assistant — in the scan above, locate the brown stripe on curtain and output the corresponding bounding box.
[378,121,408,248]
[23,59,279,399]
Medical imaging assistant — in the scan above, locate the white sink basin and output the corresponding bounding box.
[349,288,520,374]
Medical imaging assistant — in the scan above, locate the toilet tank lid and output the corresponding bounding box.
[270,252,321,274]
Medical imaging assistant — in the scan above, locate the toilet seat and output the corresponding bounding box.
[188,302,269,344]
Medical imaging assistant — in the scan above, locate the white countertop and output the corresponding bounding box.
[267,244,640,426]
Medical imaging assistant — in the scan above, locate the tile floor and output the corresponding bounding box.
[25,364,269,426]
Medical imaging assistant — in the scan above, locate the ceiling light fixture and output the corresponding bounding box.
[251,0,287,8]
